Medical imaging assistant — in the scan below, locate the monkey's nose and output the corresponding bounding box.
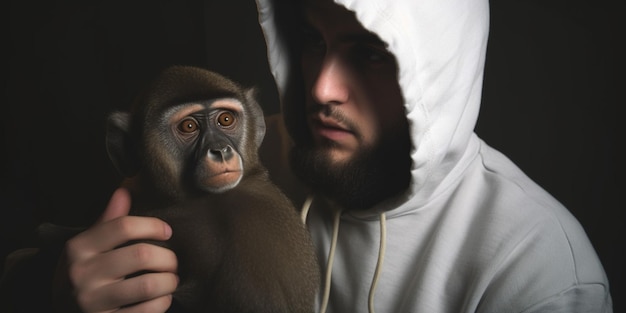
[209,145,234,161]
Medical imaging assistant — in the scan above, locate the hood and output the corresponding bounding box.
[256,0,490,214]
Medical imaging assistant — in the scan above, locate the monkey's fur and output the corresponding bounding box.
[105,65,320,313]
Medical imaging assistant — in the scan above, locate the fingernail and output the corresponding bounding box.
[164,223,173,239]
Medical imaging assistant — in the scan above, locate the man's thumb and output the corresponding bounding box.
[98,188,132,223]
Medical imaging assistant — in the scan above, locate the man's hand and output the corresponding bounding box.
[56,188,178,313]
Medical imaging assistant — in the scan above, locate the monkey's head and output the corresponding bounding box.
[106,66,266,200]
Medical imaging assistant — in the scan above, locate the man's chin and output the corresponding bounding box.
[316,148,356,166]
[290,132,412,211]
[290,143,378,210]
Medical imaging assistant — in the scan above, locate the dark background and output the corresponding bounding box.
[3,0,624,311]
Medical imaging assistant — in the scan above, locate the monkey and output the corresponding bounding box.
[103,65,320,313]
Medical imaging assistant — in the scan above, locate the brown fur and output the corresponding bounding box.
[106,65,320,313]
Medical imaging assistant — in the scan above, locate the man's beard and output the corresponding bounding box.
[289,133,412,211]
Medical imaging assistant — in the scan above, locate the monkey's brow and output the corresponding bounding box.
[162,103,206,121]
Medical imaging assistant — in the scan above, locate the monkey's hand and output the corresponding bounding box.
[52,188,180,313]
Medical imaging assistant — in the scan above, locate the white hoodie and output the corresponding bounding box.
[255,0,613,312]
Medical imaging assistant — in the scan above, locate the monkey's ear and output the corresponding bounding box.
[245,87,266,148]
[105,111,140,177]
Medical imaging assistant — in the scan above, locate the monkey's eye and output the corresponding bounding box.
[178,118,200,133]
[217,112,235,127]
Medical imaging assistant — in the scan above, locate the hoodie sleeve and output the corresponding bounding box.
[517,284,612,313]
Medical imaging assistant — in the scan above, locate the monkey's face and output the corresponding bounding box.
[146,98,249,195]
[106,66,266,200]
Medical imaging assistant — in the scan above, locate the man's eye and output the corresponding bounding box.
[354,45,391,64]
[301,28,326,51]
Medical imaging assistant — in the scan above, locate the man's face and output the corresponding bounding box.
[300,0,408,165]
[292,0,412,210]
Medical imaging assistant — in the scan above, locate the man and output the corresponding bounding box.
[18,0,613,312]
[257,0,612,312]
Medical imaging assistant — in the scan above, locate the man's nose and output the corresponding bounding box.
[311,55,350,105]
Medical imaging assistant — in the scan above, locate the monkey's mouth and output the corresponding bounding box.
[208,169,241,178]
[202,170,243,192]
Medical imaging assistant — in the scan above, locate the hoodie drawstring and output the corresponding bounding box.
[369,212,387,313]
[301,195,314,224]
[300,196,387,313]
[321,205,341,313]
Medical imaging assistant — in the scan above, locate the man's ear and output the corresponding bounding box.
[105,111,140,177]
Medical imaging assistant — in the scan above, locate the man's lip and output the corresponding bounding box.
[310,115,354,141]
[311,115,351,132]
